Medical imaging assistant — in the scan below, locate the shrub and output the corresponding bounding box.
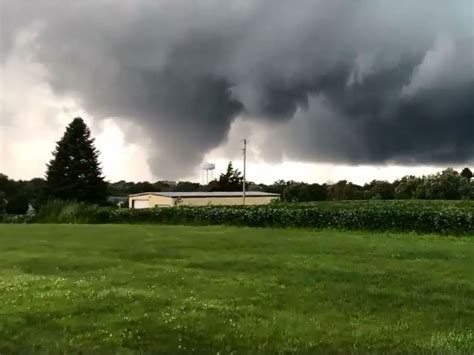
[35,199,102,223]
[0,214,33,224]
[4,200,473,235]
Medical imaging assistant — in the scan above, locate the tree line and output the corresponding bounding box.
[108,166,474,202]
[2,163,473,213]
[1,117,473,214]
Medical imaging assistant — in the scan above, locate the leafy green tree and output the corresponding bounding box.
[458,179,473,200]
[0,191,7,213]
[281,182,305,202]
[108,180,130,196]
[129,181,154,194]
[0,174,13,197]
[265,180,288,195]
[23,178,47,208]
[282,182,328,202]
[328,180,360,200]
[173,181,200,192]
[394,176,422,199]
[209,161,243,191]
[422,168,465,200]
[5,194,29,214]
[0,174,46,213]
[461,167,472,181]
[108,180,175,196]
[152,181,174,192]
[46,117,107,203]
[367,180,395,200]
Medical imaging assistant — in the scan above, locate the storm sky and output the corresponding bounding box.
[1,0,473,182]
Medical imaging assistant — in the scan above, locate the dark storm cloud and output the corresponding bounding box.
[274,80,474,166]
[1,0,473,177]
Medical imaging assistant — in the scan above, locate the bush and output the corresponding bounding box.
[35,199,104,223]
[35,199,73,223]
[0,214,33,223]
[12,200,473,235]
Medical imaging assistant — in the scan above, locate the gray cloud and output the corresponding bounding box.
[1,0,473,178]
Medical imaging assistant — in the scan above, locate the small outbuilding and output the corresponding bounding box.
[129,191,280,208]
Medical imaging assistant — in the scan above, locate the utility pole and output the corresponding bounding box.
[242,138,247,205]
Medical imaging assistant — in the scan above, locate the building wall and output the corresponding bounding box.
[149,195,175,207]
[130,194,279,208]
[129,197,149,209]
[129,195,174,208]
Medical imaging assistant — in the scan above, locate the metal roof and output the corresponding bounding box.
[129,191,280,198]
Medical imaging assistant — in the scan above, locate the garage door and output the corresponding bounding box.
[133,199,149,209]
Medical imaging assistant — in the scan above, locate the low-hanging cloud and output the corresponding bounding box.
[1,0,473,178]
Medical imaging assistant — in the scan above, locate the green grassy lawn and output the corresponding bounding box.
[0,225,473,353]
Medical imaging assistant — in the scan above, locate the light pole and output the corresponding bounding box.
[242,138,247,205]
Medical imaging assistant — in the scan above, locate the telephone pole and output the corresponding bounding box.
[242,138,247,205]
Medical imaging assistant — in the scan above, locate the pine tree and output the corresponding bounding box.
[46,117,107,203]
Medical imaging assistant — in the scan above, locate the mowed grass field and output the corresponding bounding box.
[0,225,473,353]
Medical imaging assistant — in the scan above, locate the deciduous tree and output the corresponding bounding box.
[461,167,473,181]
[209,161,243,191]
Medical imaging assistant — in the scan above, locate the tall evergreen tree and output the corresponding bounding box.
[46,117,107,203]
